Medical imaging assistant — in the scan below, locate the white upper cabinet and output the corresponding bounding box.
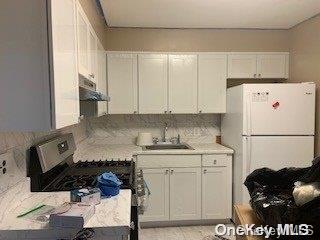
[107,53,138,114]
[198,54,227,113]
[88,27,97,82]
[51,0,79,129]
[228,54,257,79]
[138,54,168,114]
[1,0,80,130]
[103,51,289,115]
[168,55,198,113]
[228,53,289,79]
[76,3,97,82]
[76,3,90,79]
[257,54,289,79]
[97,41,107,116]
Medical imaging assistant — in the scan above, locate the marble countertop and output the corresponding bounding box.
[0,179,131,240]
[135,143,234,155]
[74,138,233,162]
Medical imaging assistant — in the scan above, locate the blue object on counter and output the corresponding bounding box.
[97,172,122,198]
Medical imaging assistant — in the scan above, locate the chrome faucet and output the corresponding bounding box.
[162,122,168,142]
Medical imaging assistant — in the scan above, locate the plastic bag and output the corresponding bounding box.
[293,182,320,206]
[244,157,320,238]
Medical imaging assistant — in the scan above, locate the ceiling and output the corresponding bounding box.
[99,0,320,29]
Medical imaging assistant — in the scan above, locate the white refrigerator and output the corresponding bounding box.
[221,83,315,204]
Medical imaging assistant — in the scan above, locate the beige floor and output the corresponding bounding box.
[140,225,236,240]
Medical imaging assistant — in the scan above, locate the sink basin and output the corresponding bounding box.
[142,143,194,150]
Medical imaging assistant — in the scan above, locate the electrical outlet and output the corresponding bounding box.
[0,151,24,194]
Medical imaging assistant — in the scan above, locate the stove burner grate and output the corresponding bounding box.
[75,160,132,168]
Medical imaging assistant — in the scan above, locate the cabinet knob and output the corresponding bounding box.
[165,169,169,175]
[164,110,167,114]
[203,169,207,174]
[199,110,202,114]
[169,111,172,114]
[170,170,174,174]
[133,111,137,114]
[214,160,217,164]
[89,73,95,78]
[258,73,261,78]
[254,74,257,78]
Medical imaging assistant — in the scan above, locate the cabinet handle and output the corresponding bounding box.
[203,169,207,174]
[89,73,95,78]
[170,170,174,174]
[165,169,169,175]
[214,160,217,165]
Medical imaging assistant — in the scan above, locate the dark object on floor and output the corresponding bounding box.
[244,156,320,239]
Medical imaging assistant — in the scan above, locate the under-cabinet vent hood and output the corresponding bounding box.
[79,77,110,102]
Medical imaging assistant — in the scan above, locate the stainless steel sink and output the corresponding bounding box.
[142,143,194,151]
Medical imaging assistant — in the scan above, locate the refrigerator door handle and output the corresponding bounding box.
[245,92,252,136]
[245,137,252,176]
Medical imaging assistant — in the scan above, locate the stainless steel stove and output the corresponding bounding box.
[28,134,143,240]
[43,160,134,192]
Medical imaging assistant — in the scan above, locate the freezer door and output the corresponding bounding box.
[243,83,315,135]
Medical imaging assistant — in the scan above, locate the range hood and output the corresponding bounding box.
[79,77,110,102]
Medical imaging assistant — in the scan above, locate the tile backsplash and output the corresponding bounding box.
[0,120,88,189]
[87,114,221,144]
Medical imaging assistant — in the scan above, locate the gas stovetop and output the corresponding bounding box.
[43,160,135,192]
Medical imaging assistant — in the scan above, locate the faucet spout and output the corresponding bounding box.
[162,122,168,142]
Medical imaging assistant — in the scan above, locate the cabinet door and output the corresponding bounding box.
[169,167,201,220]
[107,53,138,114]
[97,41,107,116]
[88,27,97,82]
[168,55,198,113]
[257,54,289,79]
[51,0,79,128]
[140,168,170,222]
[138,54,168,114]
[198,54,227,113]
[202,167,232,219]
[76,3,90,78]
[227,54,257,78]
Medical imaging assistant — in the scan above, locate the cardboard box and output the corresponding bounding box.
[233,205,264,240]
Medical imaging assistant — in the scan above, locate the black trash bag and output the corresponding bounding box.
[244,158,320,239]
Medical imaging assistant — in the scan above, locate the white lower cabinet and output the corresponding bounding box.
[169,167,201,220]
[140,168,170,222]
[202,167,231,219]
[202,154,232,219]
[138,154,232,223]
